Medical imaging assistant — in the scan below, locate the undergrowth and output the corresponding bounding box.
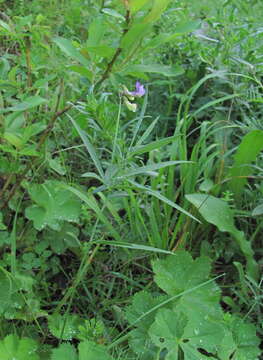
[0,0,262,359]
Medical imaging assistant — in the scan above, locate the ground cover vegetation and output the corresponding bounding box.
[0,0,262,358]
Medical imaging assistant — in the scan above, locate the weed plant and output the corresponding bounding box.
[0,0,262,359]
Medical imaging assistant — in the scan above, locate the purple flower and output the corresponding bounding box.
[122,81,146,99]
[130,81,146,97]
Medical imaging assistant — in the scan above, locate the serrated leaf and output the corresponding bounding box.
[25,180,81,231]
[125,291,168,357]
[44,223,79,254]
[78,340,114,360]
[48,314,82,341]
[51,343,77,360]
[149,309,187,359]
[152,252,212,295]
[0,334,39,360]
[218,316,261,360]
[152,252,223,338]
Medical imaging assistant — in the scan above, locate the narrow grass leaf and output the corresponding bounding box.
[129,136,177,157]
[120,161,190,178]
[67,114,104,179]
[64,185,121,241]
[129,180,200,222]
[94,240,175,255]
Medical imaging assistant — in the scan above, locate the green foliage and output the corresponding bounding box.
[228,130,263,199]
[0,0,262,358]
[185,194,259,280]
[51,343,77,360]
[25,181,82,231]
[125,251,261,359]
[0,334,39,360]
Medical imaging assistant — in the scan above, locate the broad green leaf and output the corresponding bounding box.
[152,253,223,326]
[143,0,171,23]
[149,309,223,359]
[101,8,125,21]
[149,309,187,360]
[0,334,39,360]
[228,130,263,198]
[51,343,78,360]
[44,223,79,254]
[129,136,176,157]
[85,45,115,59]
[185,194,258,280]
[25,180,82,231]
[78,340,114,360]
[130,0,150,14]
[228,318,260,360]
[86,18,106,47]
[124,64,184,77]
[23,122,46,141]
[218,316,261,360]
[48,314,82,340]
[120,23,151,50]
[144,21,201,49]
[3,132,23,148]
[53,37,89,66]
[152,252,212,296]
[125,291,168,357]
[68,65,93,81]
[18,145,40,156]
[0,96,47,113]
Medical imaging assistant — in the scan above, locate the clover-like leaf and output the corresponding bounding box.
[25,180,81,231]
